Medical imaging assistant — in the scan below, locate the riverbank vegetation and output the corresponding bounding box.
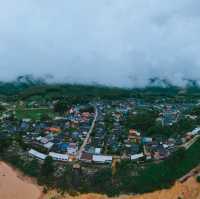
[1,133,200,196]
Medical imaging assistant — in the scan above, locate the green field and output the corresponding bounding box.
[15,108,54,120]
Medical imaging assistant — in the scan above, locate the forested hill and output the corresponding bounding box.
[1,75,200,102]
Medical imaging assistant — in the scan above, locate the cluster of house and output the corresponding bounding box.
[0,103,96,162]
[155,105,180,126]
[1,99,200,165]
[79,101,140,163]
[79,103,112,163]
[77,100,200,164]
[27,108,94,160]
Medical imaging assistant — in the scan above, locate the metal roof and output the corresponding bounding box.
[131,153,144,160]
[29,149,47,160]
[92,155,112,163]
[49,152,68,161]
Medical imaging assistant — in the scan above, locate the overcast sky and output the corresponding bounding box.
[0,0,199,87]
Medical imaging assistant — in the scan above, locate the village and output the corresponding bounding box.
[0,98,200,166]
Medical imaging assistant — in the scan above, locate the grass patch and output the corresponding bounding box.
[15,108,54,120]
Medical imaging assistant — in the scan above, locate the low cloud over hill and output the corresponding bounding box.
[0,1,200,87]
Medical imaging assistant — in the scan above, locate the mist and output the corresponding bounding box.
[0,0,200,87]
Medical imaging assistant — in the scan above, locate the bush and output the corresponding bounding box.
[196,176,200,183]
[42,186,48,194]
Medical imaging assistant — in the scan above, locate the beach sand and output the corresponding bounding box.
[0,161,42,199]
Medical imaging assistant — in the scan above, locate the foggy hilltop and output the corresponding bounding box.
[1,74,200,89]
[0,0,200,87]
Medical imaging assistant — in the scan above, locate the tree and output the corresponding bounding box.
[15,134,28,150]
[0,104,6,112]
[58,165,73,192]
[79,105,94,113]
[167,148,185,169]
[54,100,69,114]
[40,113,51,121]
[147,124,174,137]
[125,110,158,132]
[0,136,11,153]
[24,159,40,177]
[41,156,55,179]
[172,118,196,135]
[92,168,114,195]
[196,176,200,183]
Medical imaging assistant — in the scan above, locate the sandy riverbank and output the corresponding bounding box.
[1,161,200,199]
[0,161,42,199]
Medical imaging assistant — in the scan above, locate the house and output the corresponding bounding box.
[85,146,95,154]
[167,138,176,148]
[192,127,200,134]
[49,152,68,162]
[58,143,68,152]
[67,143,78,155]
[54,116,65,120]
[162,111,179,126]
[128,129,141,143]
[185,115,198,120]
[20,122,30,129]
[43,142,54,150]
[28,149,47,160]
[79,152,93,163]
[130,153,144,161]
[129,129,140,137]
[72,131,80,139]
[82,112,90,118]
[92,155,112,164]
[40,137,49,144]
[152,144,169,160]
[94,148,101,154]
[142,137,153,144]
[36,136,42,141]
[46,127,61,133]
[22,118,31,123]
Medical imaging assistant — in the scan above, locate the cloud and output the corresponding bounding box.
[0,0,199,87]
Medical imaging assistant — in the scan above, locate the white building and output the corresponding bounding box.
[92,155,112,164]
[22,118,31,122]
[43,142,54,150]
[49,152,68,162]
[28,149,47,160]
[192,127,200,134]
[130,153,144,160]
[94,148,101,154]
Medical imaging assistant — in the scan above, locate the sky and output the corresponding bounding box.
[0,0,200,87]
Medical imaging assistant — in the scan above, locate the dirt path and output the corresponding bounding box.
[0,161,42,199]
[77,107,98,159]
